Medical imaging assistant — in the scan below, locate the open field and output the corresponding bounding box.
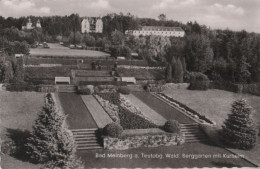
[0,91,44,169]
[57,93,97,129]
[77,142,255,168]
[162,88,260,128]
[30,43,110,58]
[132,92,196,124]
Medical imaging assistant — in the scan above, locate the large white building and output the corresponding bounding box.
[22,18,41,30]
[81,17,103,33]
[125,26,185,37]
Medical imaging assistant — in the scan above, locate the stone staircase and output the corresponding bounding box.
[180,123,208,143]
[71,128,103,150]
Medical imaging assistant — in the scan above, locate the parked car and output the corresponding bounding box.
[76,45,83,49]
[43,42,50,48]
[69,44,76,49]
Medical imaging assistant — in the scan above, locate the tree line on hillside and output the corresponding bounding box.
[0,13,260,84]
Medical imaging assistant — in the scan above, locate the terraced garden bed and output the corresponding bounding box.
[94,92,158,130]
[25,66,75,80]
[24,57,78,65]
[117,67,165,80]
[58,93,97,129]
[132,92,195,124]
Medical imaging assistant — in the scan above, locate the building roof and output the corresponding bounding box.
[139,26,184,32]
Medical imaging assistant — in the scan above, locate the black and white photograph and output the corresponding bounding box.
[0,0,259,168]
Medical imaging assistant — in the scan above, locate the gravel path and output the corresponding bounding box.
[81,95,113,128]
[124,94,167,126]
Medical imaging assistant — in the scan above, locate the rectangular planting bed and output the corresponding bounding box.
[58,93,97,129]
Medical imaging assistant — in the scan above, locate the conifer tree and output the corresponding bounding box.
[221,99,257,150]
[27,93,82,168]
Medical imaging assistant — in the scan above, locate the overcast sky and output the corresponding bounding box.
[0,0,259,33]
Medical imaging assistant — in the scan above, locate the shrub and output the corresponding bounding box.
[220,99,257,150]
[145,83,164,92]
[188,72,210,90]
[164,120,180,133]
[117,86,130,95]
[103,123,123,138]
[77,85,94,95]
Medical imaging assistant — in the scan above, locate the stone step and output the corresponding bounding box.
[76,140,99,144]
[73,134,97,138]
[72,131,97,135]
[71,128,98,132]
[77,143,101,147]
[185,138,209,143]
[184,133,206,137]
[74,137,98,141]
[77,146,103,150]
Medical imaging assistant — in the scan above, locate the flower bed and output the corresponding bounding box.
[157,93,215,125]
[94,92,157,130]
[103,129,183,150]
[94,94,120,123]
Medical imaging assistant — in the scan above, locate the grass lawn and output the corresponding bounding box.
[58,93,97,129]
[132,92,196,124]
[77,142,255,168]
[162,88,260,128]
[0,91,44,169]
[162,87,260,166]
[30,45,110,58]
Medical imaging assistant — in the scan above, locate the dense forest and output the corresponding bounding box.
[0,13,260,83]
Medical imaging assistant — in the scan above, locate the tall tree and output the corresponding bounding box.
[27,94,82,168]
[221,99,257,150]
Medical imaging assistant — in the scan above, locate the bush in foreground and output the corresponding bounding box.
[26,93,83,168]
[103,123,123,138]
[117,86,130,95]
[220,99,257,150]
[164,120,180,133]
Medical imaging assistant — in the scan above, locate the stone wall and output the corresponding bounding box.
[103,130,183,150]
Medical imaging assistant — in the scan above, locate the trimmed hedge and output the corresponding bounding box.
[117,86,130,95]
[188,72,210,90]
[6,82,38,92]
[77,85,94,95]
[103,123,123,138]
[164,120,180,133]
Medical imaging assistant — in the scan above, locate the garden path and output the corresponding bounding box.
[81,95,113,128]
[124,94,167,126]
